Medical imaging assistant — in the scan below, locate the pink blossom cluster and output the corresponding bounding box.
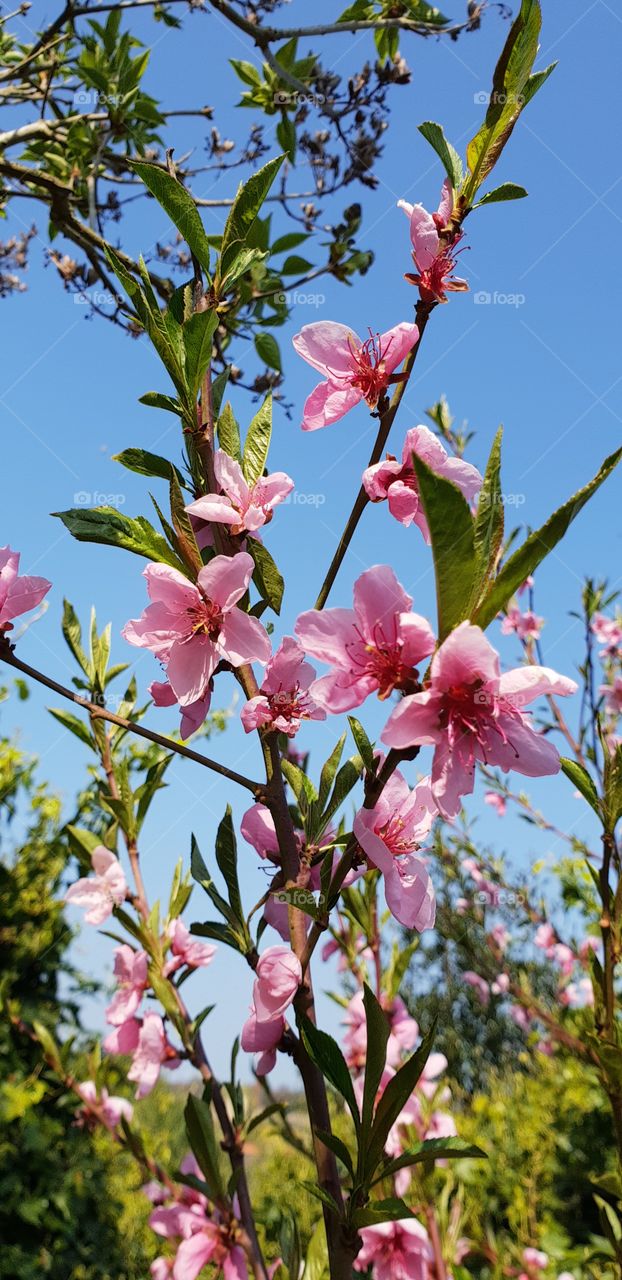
[146,1156,247,1280]
[240,945,302,1075]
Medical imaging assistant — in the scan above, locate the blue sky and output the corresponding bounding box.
[2,0,621,1082]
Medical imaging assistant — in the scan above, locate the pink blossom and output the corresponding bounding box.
[522,1248,549,1271]
[534,923,556,953]
[463,971,490,1005]
[65,846,128,925]
[185,450,293,535]
[295,565,435,713]
[103,1017,141,1056]
[122,553,271,707]
[127,1013,178,1099]
[491,972,510,996]
[382,622,577,819]
[240,1010,284,1076]
[517,576,534,596]
[76,1080,134,1130]
[600,675,622,717]
[484,790,506,817]
[106,945,149,1026]
[552,942,575,977]
[489,924,510,953]
[163,919,216,977]
[353,1218,432,1280]
[292,320,419,431]
[240,636,326,737]
[150,678,213,741]
[362,425,481,538]
[353,771,437,929]
[343,991,419,1071]
[251,946,302,1021]
[0,545,51,635]
[398,179,468,304]
[579,936,599,965]
[560,977,593,1008]
[501,607,544,641]
[591,611,622,657]
[151,1259,174,1280]
[509,1004,532,1032]
[240,802,282,863]
[172,1218,247,1280]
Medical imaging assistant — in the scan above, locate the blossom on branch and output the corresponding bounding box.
[106,944,149,1025]
[0,544,51,635]
[292,320,419,430]
[240,636,326,737]
[122,553,271,706]
[362,424,481,537]
[353,771,437,930]
[382,622,577,819]
[185,450,294,536]
[150,678,213,741]
[295,565,435,713]
[65,846,128,925]
[398,179,468,304]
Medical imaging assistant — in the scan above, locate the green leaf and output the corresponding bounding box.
[242,392,272,485]
[211,366,231,419]
[131,161,211,273]
[473,447,622,629]
[281,757,318,809]
[248,538,284,614]
[370,1137,486,1185]
[53,507,186,572]
[190,835,239,929]
[300,1182,342,1217]
[603,742,622,832]
[347,716,375,773]
[271,231,309,255]
[302,1219,329,1280]
[219,155,285,268]
[113,447,187,489]
[314,1129,355,1178]
[169,469,203,577]
[418,120,463,190]
[472,426,504,606]
[276,115,296,162]
[318,734,346,811]
[320,757,364,832]
[475,182,528,207]
[184,1094,225,1198]
[463,1,552,204]
[361,984,390,1139]
[365,1021,436,1180]
[48,707,94,749]
[255,331,282,372]
[61,599,91,679]
[352,1197,415,1228]
[217,401,242,461]
[215,806,244,924]
[560,758,601,817]
[183,308,219,400]
[299,1016,360,1133]
[139,391,182,416]
[412,454,477,640]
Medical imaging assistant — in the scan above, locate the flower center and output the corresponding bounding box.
[347,331,391,405]
[346,622,420,699]
[186,597,223,640]
[268,683,309,722]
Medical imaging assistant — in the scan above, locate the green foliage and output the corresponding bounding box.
[0,703,139,1279]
